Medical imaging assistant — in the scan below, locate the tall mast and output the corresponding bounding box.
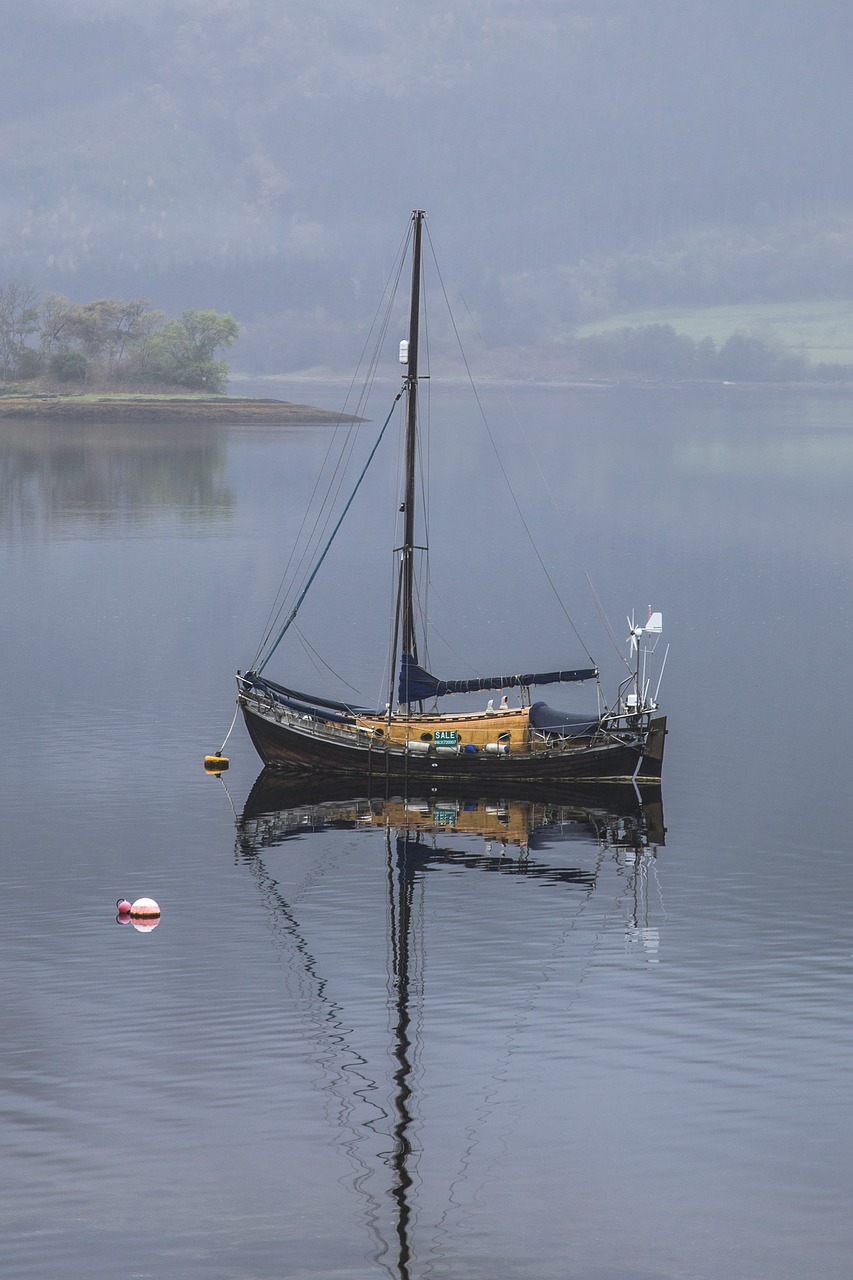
[401,209,424,664]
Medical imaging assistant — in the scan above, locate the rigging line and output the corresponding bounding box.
[253,228,413,665]
[449,279,587,555]
[242,854,392,1268]
[394,387,430,617]
[432,243,610,672]
[409,568,431,672]
[252,414,361,666]
[378,545,401,710]
[294,624,368,699]
[585,571,632,669]
[418,592,485,672]
[423,225,596,667]
[419,279,432,546]
[254,409,363,663]
[256,398,376,665]
[281,266,403,611]
[429,842,606,1255]
[257,307,407,672]
[416,371,432,654]
[419,577,484,669]
[257,390,403,674]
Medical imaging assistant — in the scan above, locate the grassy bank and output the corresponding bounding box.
[0,392,356,423]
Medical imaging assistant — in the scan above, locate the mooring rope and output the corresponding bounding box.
[216,699,241,755]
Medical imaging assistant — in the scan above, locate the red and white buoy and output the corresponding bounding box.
[129,897,160,919]
[116,896,161,928]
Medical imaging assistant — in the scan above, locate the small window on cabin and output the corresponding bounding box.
[420,732,433,742]
[498,732,511,743]
[375,728,384,737]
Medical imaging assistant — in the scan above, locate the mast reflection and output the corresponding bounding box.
[235,772,665,1277]
[387,827,415,1279]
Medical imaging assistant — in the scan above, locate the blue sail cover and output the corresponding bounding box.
[398,653,598,703]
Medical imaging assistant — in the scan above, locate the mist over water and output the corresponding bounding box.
[2,383,852,1279]
[5,3,853,378]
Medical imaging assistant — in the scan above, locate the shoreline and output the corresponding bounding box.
[233,370,853,394]
[0,393,357,423]
[2,380,852,426]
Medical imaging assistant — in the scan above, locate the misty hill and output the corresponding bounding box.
[4,0,853,371]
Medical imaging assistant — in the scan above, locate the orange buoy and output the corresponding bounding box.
[204,753,229,773]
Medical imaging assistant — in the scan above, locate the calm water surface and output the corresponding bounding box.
[1,382,852,1279]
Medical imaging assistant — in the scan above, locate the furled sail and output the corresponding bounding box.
[240,672,380,721]
[398,653,598,703]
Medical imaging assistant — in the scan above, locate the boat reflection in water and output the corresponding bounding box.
[235,772,665,1278]
[238,772,665,862]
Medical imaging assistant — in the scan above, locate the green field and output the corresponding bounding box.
[576,301,853,365]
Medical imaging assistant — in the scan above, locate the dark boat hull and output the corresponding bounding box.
[240,701,666,784]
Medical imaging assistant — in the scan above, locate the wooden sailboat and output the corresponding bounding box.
[237,210,667,783]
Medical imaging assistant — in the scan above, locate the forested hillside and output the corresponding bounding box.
[4,0,853,371]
